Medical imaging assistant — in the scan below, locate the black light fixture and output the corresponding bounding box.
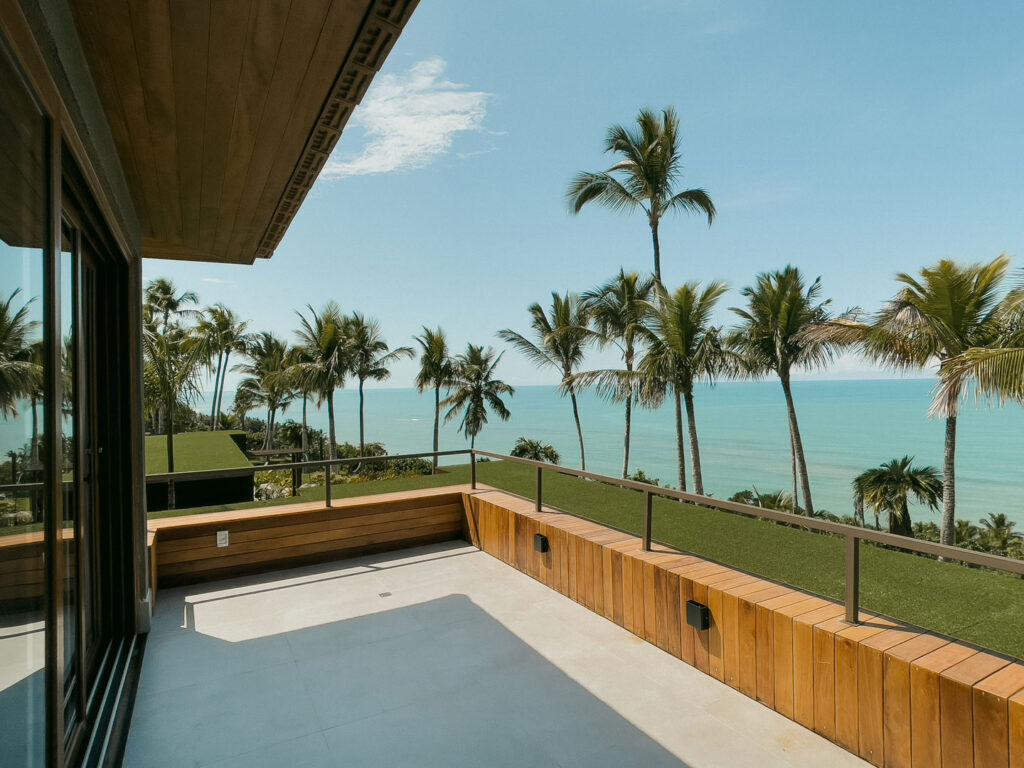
[685,600,710,631]
[534,533,549,553]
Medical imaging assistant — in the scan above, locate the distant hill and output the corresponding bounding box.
[145,431,250,474]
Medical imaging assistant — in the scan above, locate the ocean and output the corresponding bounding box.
[3,379,1021,528]
[217,378,1024,529]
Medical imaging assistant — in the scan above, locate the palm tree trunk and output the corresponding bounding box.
[791,431,798,512]
[30,396,39,464]
[301,394,308,461]
[166,394,175,509]
[263,407,272,450]
[215,351,231,427]
[941,415,957,547]
[327,390,337,460]
[209,350,223,429]
[683,389,703,495]
[358,377,365,455]
[674,388,686,491]
[780,377,814,515]
[650,218,662,282]
[432,386,440,473]
[470,433,476,452]
[622,352,634,479]
[569,386,586,471]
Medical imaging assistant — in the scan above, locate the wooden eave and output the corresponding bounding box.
[70,0,418,265]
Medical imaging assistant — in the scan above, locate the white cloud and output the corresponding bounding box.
[201,277,234,285]
[323,57,490,178]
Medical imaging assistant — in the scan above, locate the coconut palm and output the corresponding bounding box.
[347,313,413,455]
[293,302,349,460]
[567,106,716,281]
[413,327,454,472]
[142,325,204,506]
[852,456,942,536]
[197,304,250,430]
[234,332,293,450]
[978,513,1023,556]
[643,281,729,494]
[729,266,842,515]
[582,270,656,478]
[144,278,200,333]
[498,292,591,470]
[284,346,315,460]
[442,344,514,450]
[0,290,40,417]
[232,385,259,431]
[511,438,560,464]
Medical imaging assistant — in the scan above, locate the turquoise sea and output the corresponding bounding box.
[4,379,1022,528]
[222,378,1024,529]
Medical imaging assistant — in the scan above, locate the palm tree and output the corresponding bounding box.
[234,332,293,451]
[232,385,259,432]
[978,513,1023,556]
[582,270,656,478]
[284,346,314,460]
[197,304,250,430]
[0,290,40,417]
[347,313,413,455]
[511,438,560,464]
[293,302,349,460]
[498,292,591,469]
[643,281,729,494]
[874,258,1011,547]
[567,106,716,281]
[442,344,514,450]
[729,266,842,515]
[142,325,204,506]
[144,278,200,333]
[852,456,942,536]
[413,327,454,472]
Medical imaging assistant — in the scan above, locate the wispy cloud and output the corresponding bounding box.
[201,277,235,286]
[323,57,490,178]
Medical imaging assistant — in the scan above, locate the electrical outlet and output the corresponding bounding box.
[216,530,229,548]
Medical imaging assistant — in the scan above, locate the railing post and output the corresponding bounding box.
[470,451,477,489]
[535,466,543,513]
[642,490,653,551]
[324,461,332,508]
[845,534,860,624]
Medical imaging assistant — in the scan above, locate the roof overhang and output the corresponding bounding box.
[71,0,418,264]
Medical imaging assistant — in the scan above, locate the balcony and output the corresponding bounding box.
[126,537,865,768]
[118,458,1024,768]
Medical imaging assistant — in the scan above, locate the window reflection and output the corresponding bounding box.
[0,39,48,767]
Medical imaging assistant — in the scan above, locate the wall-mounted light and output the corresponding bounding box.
[686,600,710,631]
[534,533,549,553]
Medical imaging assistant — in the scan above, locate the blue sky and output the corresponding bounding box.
[148,0,1024,389]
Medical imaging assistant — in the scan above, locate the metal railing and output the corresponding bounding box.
[468,449,1024,625]
[5,447,1023,626]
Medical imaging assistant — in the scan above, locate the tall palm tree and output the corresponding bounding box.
[567,106,716,281]
[413,327,454,472]
[142,325,204,506]
[293,302,349,460]
[852,456,942,536]
[582,270,656,478]
[234,332,293,451]
[643,281,729,494]
[347,313,413,455]
[197,304,250,430]
[442,344,514,450]
[144,278,200,333]
[729,266,841,515]
[511,438,560,464]
[498,292,591,470]
[0,290,40,417]
[284,346,315,460]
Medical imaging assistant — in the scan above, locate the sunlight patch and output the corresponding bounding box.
[324,57,489,178]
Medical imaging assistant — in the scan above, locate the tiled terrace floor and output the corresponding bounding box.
[125,541,869,768]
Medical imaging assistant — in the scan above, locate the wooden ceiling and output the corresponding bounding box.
[70,0,418,264]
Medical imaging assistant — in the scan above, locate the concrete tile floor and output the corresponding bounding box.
[126,542,869,768]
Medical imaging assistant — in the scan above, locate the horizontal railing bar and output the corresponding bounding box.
[143,449,472,484]
[0,482,44,492]
[471,449,1024,577]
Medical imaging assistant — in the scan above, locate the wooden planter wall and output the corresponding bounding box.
[463,489,1024,768]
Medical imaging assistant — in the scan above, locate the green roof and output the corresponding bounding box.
[145,431,250,475]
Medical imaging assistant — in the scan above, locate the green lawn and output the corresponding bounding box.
[146,459,1024,659]
[145,431,250,474]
